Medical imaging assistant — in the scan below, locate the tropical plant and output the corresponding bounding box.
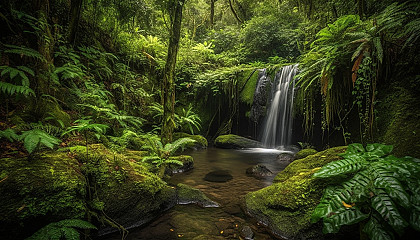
[176,104,201,134]
[19,129,61,154]
[311,143,420,239]
[62,118,109,157]
[0,65,35,97]
[26,219,96,240]
[141,135,195,177]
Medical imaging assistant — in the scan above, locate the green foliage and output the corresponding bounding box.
[176,104,201,134]
[0,65,35,97]
[312,143,420,238]
[19,129,61,154]
[26,219,96,240]
[142,135,195,176]
[62,118,109,141]
[0,128,19,142]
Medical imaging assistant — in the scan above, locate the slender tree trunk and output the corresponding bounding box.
[161,0,185,144]
[68,0,83,45]
[228,0,242,24]
[210,0,215,28]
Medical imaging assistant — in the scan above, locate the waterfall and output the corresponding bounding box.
[260,64,298,149]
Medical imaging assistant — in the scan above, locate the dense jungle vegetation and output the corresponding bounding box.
[0,0,419,239]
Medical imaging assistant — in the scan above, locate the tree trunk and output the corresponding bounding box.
[228,0,242,24]
[68,0,83,45]
[34,0,54,95]
[210,0,215,28]
[161,0,185,144]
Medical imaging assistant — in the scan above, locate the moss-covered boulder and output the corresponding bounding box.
[0,144,177,239]
[176,183,219,207]
[294,148,318,160]
[166,155,194,175]
[214,134,263,149]
[0,152,86,240]
[245,146,347,239]
[173,132,208,149]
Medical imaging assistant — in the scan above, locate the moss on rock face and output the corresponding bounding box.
[173,132,208,149]
[0,152,86,239]
[294,148,318,160]
[167,155,194,174]
[376,86,420,158]
[245,146,347,239]
[0,144,178,239]
[214,134,263,149]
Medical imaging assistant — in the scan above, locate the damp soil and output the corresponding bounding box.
[103,148,291,240]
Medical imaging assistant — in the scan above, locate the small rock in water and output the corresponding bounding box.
[204,170,233,182]
[246,164,273,179]
[277,153,295,162]
[240,225,254,240]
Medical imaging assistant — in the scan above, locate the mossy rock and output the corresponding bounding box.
[0,152,86,240]
[176,183,219,207]
[294,148,318,160]
[173,132,208,149]
[166,155,194,174]
[214,134,263,149]
[245,146,347,239]
[0,144,178,239]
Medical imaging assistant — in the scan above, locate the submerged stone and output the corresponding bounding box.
[204,170,233,182]
[214,134,263,149]
[240,225,255,240]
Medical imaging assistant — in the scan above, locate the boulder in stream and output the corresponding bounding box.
[246,164,273,179]
[214,134,263,149]
[245,146,354,239]
[176,183,219,207]
[204,170,233,182]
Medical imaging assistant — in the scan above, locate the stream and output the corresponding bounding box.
[104,147,292,240]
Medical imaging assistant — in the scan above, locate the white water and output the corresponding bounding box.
[260,64,298,148]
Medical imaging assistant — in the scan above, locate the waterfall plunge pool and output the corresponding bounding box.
[103,147,293,240]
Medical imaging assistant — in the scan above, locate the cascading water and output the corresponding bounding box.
[260,64,298,149]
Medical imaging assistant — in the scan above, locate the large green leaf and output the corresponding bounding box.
[313,154,367,178]
[371,190,408,235]
[372,163,410,209]
[365,143,393,158]
[364,214,394,240]
[323,207,368,233]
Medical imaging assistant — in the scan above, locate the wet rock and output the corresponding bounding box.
[176,183,219,207]
[240,225,254,240]
[204,170,233,182]
[276,153,295,162]
[245,146,348,239]
[214,134,263,149]
[246,164,273,179]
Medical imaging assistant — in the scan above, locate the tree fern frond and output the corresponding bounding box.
[3,44,45,61]
[164,137,196,155]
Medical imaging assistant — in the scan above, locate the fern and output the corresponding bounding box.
[3,44,45,61]
[26,219,96,240]
[312,143,420,238]
[19,129,61,154]
[0,65,35,96]
[0,128,19,142]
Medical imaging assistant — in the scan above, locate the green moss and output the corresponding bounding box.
[173,132,208,149]
[294,148,318,160]
[376,86,420,158]
[239,69,259,105]
[214,134,263,149]
[245,146,347,239]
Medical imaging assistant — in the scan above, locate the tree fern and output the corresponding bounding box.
[26,219,96,240]
[312,143,420,238]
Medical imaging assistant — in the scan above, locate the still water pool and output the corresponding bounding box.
[104,147,292,240]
